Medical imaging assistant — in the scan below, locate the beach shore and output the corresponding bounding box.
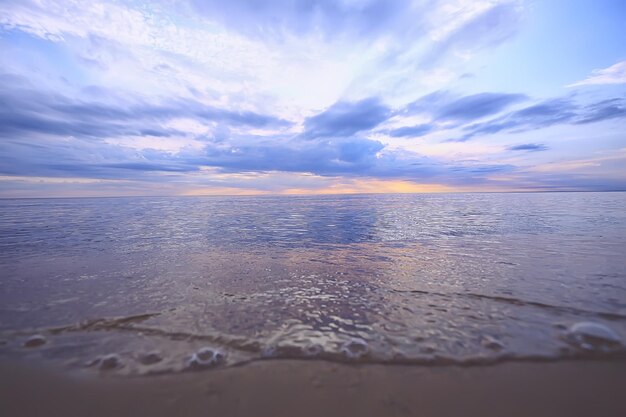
[2,359,625,417]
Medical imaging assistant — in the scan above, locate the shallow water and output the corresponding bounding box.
[1,192,625,374]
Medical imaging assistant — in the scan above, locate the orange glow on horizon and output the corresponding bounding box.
[182,179,462,197]
[280,179,457,195]
[1,175,548,198]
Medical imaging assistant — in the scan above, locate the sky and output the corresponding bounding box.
[0,0,625,197]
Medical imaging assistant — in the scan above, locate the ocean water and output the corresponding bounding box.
[1,192,625,374]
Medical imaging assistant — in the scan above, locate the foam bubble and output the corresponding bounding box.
[23,334,46,348]
[188,347,227,369]
[565,322,622,352]
[97,354,122,370]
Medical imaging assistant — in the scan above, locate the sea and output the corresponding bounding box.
[1,192,625,374]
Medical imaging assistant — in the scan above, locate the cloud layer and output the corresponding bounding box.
[568,61,626,87]
[0,0,625,196]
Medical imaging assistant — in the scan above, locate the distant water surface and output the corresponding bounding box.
[1,193,625,373]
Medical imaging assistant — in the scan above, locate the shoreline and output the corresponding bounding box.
[2,358,626,417]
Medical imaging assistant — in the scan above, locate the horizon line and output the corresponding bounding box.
[2,189,626,200]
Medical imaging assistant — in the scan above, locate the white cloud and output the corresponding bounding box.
[568,61,626,87]
[428,0,500,42]
[0,0,525,115]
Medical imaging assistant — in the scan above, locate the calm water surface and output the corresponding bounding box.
[1,193,625,374]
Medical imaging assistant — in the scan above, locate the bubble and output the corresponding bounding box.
[23,334,46,348]
[566,322,622,352]
[138,351,163,365]
[95,354,122,370]
[340,339,369,359]
[188,347,227,369]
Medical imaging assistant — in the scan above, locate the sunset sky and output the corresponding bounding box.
[1,0,625,197]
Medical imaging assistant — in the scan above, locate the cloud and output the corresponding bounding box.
[188,0,416,40]
[200,137,388,176]
[575,98,626,124]
[0,71,516,188]
[403,91,449,114]
[1,0,624,195]
[1,69,622,192]
[456,96,626,141]
[507,143,548,152]
[0,77,440,182]
[97,162,195,172]
[390,91,527,139]
[0,133,200,180]
[389,124,433,138]
[568,60,626,87]
[435,92,527,122]
[420,1,525,66]
[300,98,391,139]
[0,116,514,191]
[0,78,291,140]
[403,91,526,122]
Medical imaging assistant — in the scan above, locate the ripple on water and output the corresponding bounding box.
[1,194,626,374]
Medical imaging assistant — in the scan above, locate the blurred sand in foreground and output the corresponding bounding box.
[2,359,625,417]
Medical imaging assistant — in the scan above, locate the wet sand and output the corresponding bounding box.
[2,359,626,417]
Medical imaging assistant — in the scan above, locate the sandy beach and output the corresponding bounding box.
[2,359,626,417]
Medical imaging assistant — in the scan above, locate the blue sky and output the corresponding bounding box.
[0,0,625,197]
